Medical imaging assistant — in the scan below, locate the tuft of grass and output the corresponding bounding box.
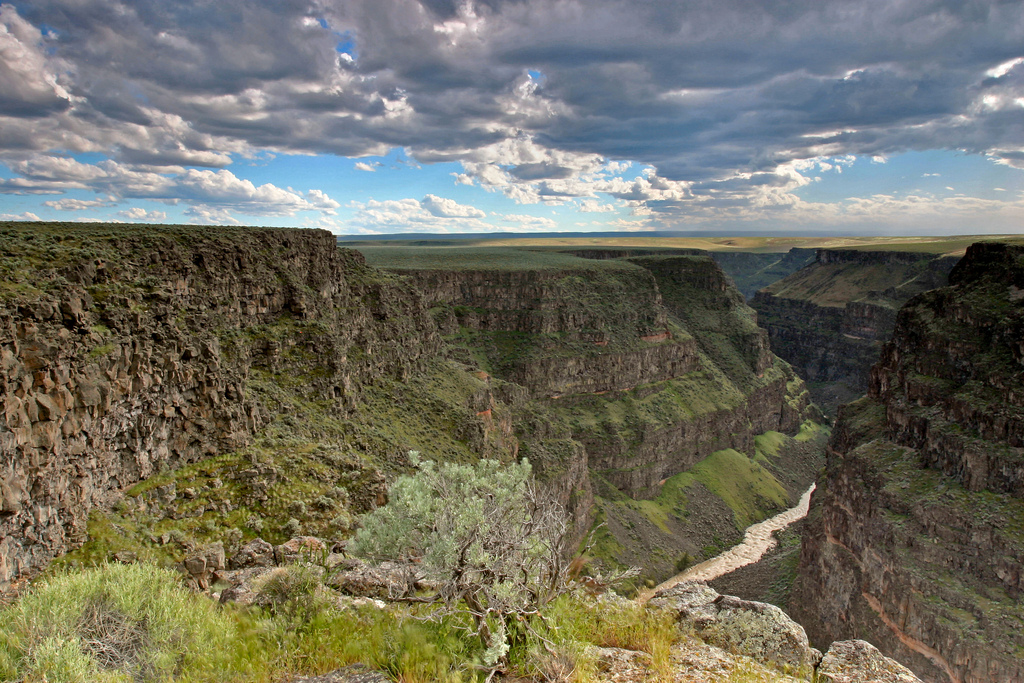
[0,563,235,682]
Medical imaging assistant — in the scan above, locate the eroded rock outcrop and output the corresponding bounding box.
[790,242,1024,683]
[384,254,817,500]
[0,225,438,589]
[371,250,822,582]
[752,249,958,414]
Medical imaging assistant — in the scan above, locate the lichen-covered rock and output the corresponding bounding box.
[180,541,225,590]
[290,664,391,682]
[650,582,820,677]
[587,646,652,678]
[327,559,421,598]
[216,566,277,606]
[228,537,275,569]
[817,640,922,683]
[275,536,327,565]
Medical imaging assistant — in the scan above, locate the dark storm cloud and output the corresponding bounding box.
[2,0,1022,199]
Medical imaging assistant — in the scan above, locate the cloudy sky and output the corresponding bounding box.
[1,0,1023,235]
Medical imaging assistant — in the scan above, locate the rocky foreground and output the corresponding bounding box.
[177,534,921,683]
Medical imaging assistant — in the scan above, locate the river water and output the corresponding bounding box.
[638,483,816,603]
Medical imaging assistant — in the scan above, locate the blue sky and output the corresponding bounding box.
[1,1,1022,235]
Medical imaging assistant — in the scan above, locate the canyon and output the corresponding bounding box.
[752,248,958,415]
[1,226,820,593]
[4,223,1022,682]
[790,242,1024,683]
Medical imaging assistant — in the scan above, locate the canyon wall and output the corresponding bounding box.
[392,254,816,498]
[790,242,1024,683]
[2,228,822,592]
[752,249,958,414]
[377,251,823,580]
[0,225,439,588]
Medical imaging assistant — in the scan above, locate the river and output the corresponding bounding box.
[637,483,816,603]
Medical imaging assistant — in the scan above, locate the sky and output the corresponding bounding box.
[1,0,1023,235]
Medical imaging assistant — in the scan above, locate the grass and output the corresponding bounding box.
[2,559,792,683]
[761,254,956,308]
[56,355,524,572]
[0,563,235,682]
[661,448,790,531]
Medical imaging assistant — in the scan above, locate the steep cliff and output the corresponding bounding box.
[366,247,823,582]
[1,228,822,593]
[790,242,1024,683]
[752,249,958,415]
[0,224,449,588]
[709,248,817,300]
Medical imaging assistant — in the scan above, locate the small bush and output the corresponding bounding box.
[0,562,234,682]
[253,564,329,630]
[283,517,301,536]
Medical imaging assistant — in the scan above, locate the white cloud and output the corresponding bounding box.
[0,5,72,116]
[185,205,242,225]
[43,197,116,211]
[3,154,341,220]
[346,197,497,233]
[420,194,486,218]
[986,57,1024,79]
[117,207,168,221]
[497,214,558,230]
[0,211,40,221]
[1,1,1022,228]
[576,199,619,213]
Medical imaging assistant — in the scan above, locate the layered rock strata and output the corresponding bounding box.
[0,225,438,588]
[400,263,699,397]
[752,249,958,413]
[387,254,816,499]
[790,242,1024,683]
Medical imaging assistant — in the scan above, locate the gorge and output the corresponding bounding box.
[2,223,1021,682]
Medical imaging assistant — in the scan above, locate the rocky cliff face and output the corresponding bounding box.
[370,249,823,581]
[752,249,958,415]
[790,242,1024,683]
[0,225,439,589]
[710,247,817,300]
[1,228,823,594]
[400,263,700,397]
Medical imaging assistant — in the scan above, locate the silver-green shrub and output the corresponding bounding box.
[350,453,574,669]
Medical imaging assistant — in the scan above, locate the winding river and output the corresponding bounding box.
[638,483,816,603]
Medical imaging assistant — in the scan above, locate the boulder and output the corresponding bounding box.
[327,559,421,598]
[275,535,327,564]
[229,537,275,569]
[649,581,820,676]
[181,542,225,591]
[289,664,391,682]
[817,640,922,683]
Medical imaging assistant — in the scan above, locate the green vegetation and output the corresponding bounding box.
[57,355,521,570]
[0,557,776,683]
[660,448,789,531]
[588,420,825,582]
[761,253,957,308]
[352,455,574,669]
[0,563,234,682]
